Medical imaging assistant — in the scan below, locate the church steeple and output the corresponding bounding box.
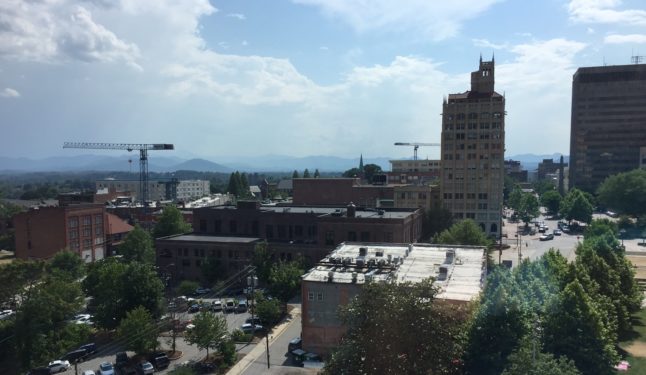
[359,154,365,182]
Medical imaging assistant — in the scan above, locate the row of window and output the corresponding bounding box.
[444,132,502,141]
[68,214,103,228]
[307,291,324,301]
[444,153,502,161]
[445,112,503,120]
[444,122,503,131]
[443,193,488,199]
[444,142,503,151]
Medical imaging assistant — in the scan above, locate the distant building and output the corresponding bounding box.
[393,184,440,211]
[105,212,134,256]
[292,178,397,208]
[569,63,646,192]
[440,57,505,236]
[386,159,440,185]
[301,242,487,356]
[537,158,567,180]
[504,159,528,182]
[95,179,210,202]
[176,180,210,201]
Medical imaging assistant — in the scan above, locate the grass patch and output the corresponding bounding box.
[619,308,646,374]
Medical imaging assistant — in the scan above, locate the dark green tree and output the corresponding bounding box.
[201,256,223,285]
[423,206,454,239]
[584,218,618,238]
[342,167,361,178]
[324,278,468,375]
[292,170,300,178]
[508,187,523,212]
[518,193,540,227]
[154,205,191,238]
[303,169,311,178]
[541,190,562,216]
[434,219,492,246]
[542,280,618,375]
[0,260,45,308]
[597,168,646,216]
[313,169,320,178]
[178,280,199,296]
[362,163,383,183]
[185,311,229,358]
[268,261,303,305]
[255,298,282,326]
[252,242,273,284]
[48,250,85,280]
[117,306,159,354]
[119,225,155,264]
[560,189,593,224]
[501,337,581,375]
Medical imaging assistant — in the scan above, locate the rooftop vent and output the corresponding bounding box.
[438,266,448,281]
[352,272,358,283]
[356,257,365,268]
[359,247,368,256]
[445,250,456,264]
[328,271,334,282]
[375,251,384,257]
[347,202,356,218]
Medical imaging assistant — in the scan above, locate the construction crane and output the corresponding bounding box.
[394,142,440,160]
[63,142,174,207]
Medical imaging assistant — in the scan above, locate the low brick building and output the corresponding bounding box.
[13,203,107,261]
[301,242,487,356]
[292,178,397,207]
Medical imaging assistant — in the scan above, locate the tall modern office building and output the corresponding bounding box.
[440,58,505,236]
[569,63,646,192]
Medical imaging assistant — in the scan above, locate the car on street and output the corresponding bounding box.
[75,315,93,325]
[115,352,128,370]
[553,229,562,236]
[241,323,264,333]
[48,360,71,373]
[137,361,154,375]
[61,349,87,363]
[245,317,262,325]
[82,371,95,375]
[188,304,201,313]
[211,300,222,311]
[195,287,211,295]
[148,352,170,370]
[0,309,15,320]
[236,300,248,313]
[98,362,114,375]
[288,337,302,351]
[540,233,555,241]
[224,299,235,313]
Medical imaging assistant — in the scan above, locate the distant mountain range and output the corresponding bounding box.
[0,153,567,174]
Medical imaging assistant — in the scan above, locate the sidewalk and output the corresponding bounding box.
[226,307,302,375]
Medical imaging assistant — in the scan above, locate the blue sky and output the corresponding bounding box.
[1,0,646,162]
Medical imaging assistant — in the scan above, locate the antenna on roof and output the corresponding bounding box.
[631,55,644,64]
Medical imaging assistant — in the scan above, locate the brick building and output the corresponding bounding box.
[386,159,441,185]
[292,178,397,207]
[155,201,423,282]
[14,203,107,261]
[301,242,487,356]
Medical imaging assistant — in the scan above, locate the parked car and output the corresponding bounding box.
[553,229,562,236]
[148,352,170,370]
[98,362,114,375]
[246,317,262,325]
[61,349,87,363]
[47,360,71,373]
[137,361,154,375]
[115,352,128,369]
[195,287,211,295]
[211,300,222,311]
[0,309,15,320]
[188,304,201,313]
[288,337,302,351]
[236,300,248,313]
[78,343,97,356]
[224,300,235,313]
[28,367,51,375]
[241,323,264,333]
[82,371,96,375]
[540,233,555,241]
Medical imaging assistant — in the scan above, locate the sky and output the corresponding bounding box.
[1,0,646,162]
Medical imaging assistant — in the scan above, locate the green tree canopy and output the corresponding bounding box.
[178,280,199,297]
[254,298,282,326]
[313,169,320,178]
[303,169,311,178]
[48,250,85,280]
[362,163,383,183]
[324,278,468,375]
[559,189,593,224]
[154,205,191,238]
[423,206,454,240]
[342,167,360,178]
[268,261,303,305]
[292,170,300,178]
[252,242,273,284]
[117,306,159,355]
[119,225,155,264]
[518,193,540,226]
[434,219,492,246]
[541,190,562,216]
[185,311,229,358]
[508,187,523,212]
[597,168,646,216]
[501,337,581,375]
[201,256,223,285]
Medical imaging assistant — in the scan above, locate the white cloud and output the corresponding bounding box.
[291,0,504,40]
[319,46,329,51]
[0,88,20,98]
[241,40,249,46]
[568,0,646,25]
[472,38,509,50]
[0,0,140,68]
[604,33,646,43]
[227,13,246,20]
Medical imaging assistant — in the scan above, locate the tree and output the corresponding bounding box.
[48,250,85,280]
[117,306,159,355]
[268,261,303,305]
[560,189,593,224]
[585,218,618,238]
[119,225,155,264]
[178,280,199,297]
[423,206,453,240]
[324,278,468,375]
[314,169,320,178]
[362,163,383,183]
[518,193,540,226]
[597,168,646,216]
[342,168,360,178]
[201,256,223,285]
[252,242,273,284]
[542,280,618,375]
[84,258,164,329]
[154,205,191,238]
[541,190,562,216]
[0,260,45,308]
[434,219,492,246]
[184,311,229,358]
[219,339,237,366]
[255,298,282,326]
[303,169,311,178]
[292,170,300,178]
[533,180,557,196]
[508,187,523,212]
[501,337,581,375]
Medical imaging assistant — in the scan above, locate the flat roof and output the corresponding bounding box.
[303,243,486,302]
[158,234,261,243]
[207,205,417,219]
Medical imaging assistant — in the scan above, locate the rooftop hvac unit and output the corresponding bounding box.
[375,251,384,257]
[438,266,448,281]
[367,259,376,268]
[378,259,386,268]
[445,250,456,264]
[359,247,368,256]
[351,272,358,283]
[356,258,365,268]
[387,254,392,263]
[328,271,334,282]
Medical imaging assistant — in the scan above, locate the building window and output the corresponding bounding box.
[308,292,314,300]
[94,214,103,224]
[229,220,237,234]
[69,229,78,239]
[384,232,393,242]
[69,217,79,228]
[214,220,222,234]
[83,227,91,237]
[266,225,274,239]
[82,216,91,226]
[83,239,92,250]
[295,225,303,236]
[317,292,323,301]
[183,248,188,256]
[182,259,190,267]
[200,249,205,257]
[194,249,199,257]
[347,231,357,241]
[325,231,335,246]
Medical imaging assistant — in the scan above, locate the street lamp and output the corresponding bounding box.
[620,229,627,248]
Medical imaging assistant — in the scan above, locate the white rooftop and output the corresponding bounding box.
[302,243,486,302]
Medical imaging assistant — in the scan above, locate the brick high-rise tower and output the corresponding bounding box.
[440,57,505,236]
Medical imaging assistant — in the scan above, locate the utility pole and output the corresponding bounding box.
[266,332,271,369]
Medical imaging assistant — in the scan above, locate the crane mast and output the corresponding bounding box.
[394,142,440,160]
[63,142,174,208]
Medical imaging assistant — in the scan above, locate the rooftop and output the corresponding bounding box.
[303,243,486,302]
[207,205,417,219]
[158,234,261,243]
